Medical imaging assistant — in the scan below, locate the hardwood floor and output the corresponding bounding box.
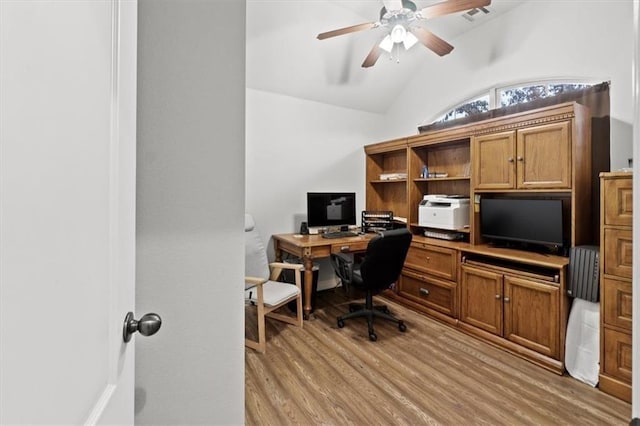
[245,289,630,425]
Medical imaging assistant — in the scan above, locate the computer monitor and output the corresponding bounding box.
[306,192,356,229]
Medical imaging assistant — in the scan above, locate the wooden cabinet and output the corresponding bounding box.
[473,131,516,190]
[460,265,503,335]
[599,172,632,402]
[364,102,589,373]
[473,122,571,190]
[397,240,459,321]
[460,263,561,360]
[504,274,560,358]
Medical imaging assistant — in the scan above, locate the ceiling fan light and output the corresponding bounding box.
[390,24,406,44]
[403,31,418,50]
[379,35,394,53]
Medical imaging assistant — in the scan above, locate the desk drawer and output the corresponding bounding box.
[399,269,457,317]
[404,242,457,281]
[602,277,632,330]
[331,240,369,254]
[603,228,633,279]
[603,328,632,382]
[603,177,633,227]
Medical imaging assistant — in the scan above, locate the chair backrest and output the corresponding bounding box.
[360,228,412,293]
[245,214,270,281]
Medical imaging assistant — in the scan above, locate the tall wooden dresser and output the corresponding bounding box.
[599,171,633,402]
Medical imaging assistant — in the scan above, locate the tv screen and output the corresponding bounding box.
[480,198,564,248]
[307,192,356,228]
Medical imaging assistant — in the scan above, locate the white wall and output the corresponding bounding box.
[136,1,245,424]
[246,89,384,288]
[382,0,634,170]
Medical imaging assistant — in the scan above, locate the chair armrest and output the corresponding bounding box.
[269,262,303,271]
[268,262,303,288]
[331,252,352,265]
[245,276,267,288]
[330,253,354,291]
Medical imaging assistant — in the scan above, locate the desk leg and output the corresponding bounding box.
[302,256,314,320]
[274,241,282,262]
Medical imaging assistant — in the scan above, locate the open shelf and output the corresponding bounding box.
[370,179,407,184]
[414,176,470,182]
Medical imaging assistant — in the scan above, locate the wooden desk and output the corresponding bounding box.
[272,233,375,319]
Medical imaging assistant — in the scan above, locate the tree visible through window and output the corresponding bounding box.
[440,95,490,122]
[433,81,595,124]
[500,83,592,108]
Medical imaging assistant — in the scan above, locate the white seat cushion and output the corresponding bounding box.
[245,281,300,307]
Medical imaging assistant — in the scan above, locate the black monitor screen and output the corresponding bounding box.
[307,192,356,228]
[480,198,564,247]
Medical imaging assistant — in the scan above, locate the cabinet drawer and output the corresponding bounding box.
[603,177,633,227]
[399,269,457,317]
[602,278,632,330]
[404,242,457,281]
[603,228,633,279]
[330,241,369,254]
[602,328,632,382]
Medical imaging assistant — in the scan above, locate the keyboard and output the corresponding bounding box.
[321,231,358,239]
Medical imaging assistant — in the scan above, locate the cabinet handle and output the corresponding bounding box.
[508,157,514,163]
[426,257,430,262]
[495,294,501,299]
[516,156,524,162]
[504,297,510,303]
[340,246,350,252]
[419,288,430,296]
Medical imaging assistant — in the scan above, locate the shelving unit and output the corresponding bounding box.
[364,102,595,375]
[407,138,471,237]
[364,138,408,222]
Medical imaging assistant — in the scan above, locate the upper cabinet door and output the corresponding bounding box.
[516,121,571,189]
[472,131,516,190]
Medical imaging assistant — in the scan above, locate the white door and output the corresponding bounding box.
[0,1,139,423]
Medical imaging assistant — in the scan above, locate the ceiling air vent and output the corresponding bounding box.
[462,6,490,22]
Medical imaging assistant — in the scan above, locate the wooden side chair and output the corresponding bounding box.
[244,214,303,353]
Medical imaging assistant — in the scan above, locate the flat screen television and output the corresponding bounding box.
[480,198,565,250]
[307,192,356,228]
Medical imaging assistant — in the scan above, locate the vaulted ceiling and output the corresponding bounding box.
[246,0,528,114]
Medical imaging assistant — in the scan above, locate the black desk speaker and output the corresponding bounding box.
[300,221,309,235]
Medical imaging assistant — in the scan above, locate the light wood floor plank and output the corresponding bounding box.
[246,289,630,425]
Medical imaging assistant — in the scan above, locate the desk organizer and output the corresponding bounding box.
[362,211,394,233]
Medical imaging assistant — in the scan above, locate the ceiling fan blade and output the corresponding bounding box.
[410,27,454,56]
[362,44,382,68]
[317,22,377,40]
[418,0,491,20]
[382,0,404,11]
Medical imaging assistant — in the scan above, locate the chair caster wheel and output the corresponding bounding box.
[398,322,407,332]
[369,332,377,342]
[337,319,345,328]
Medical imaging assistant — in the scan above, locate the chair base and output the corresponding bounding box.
[337,296,406,341]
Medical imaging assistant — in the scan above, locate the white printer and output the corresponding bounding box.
[418,195,470,230]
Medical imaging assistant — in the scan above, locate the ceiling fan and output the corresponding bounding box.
[317,0,491,68]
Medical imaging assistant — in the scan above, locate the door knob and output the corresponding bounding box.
[123,312,162,343]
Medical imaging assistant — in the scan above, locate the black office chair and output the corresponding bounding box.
[330,228,412,341]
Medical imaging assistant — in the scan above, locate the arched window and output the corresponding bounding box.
[431,79,600,125]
